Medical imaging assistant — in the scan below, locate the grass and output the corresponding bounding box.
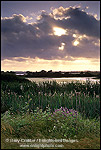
[1,80,100,118]
[1,78,100,149]
[1,109,100,149]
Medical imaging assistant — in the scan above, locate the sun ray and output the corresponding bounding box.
[59,43,65,51]
[73,40,79,46]
[53,27,66,36]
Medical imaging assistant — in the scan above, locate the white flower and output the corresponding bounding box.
[53,126,56,129]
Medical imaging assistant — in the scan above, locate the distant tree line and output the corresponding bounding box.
[1,70,100,78]
[25,70,100,78]
[1,71,30,82]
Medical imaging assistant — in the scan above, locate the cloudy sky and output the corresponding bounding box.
[1,1,100,71]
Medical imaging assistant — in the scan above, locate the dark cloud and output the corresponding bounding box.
[1,7,100,60]
[51,6,100,38]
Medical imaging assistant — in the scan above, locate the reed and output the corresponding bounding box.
[1,79,100,149]
[1,80,100,118]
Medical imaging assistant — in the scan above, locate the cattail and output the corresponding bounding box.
[94,91,96,99]
[28,94,30,99]
[76,92,78,111]
[20,85,23,90]
[72,94,75,96]
[60,93,63,97]
[79,95,80,111]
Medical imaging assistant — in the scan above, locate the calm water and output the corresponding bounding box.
[26,77,100,84]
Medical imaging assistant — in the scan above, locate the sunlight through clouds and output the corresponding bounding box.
[59,43,65,51]
[1,2,100,71]
[1,57,100,71]
[53,27,67,36]
[73,40,79,46]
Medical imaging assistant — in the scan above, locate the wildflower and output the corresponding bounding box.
[72,112,74,116]
[57,109,60,111]
[69,109,72,112]
[44,93,47,96]
[55,109,58,112]
[38,92,41,95]
[96,95,99,98]
[76,92,80,96]
[83,92,85,96]
[53,126,56,129]
[63,108,65,112]
[49,93,51,96]
[79,99,81,105]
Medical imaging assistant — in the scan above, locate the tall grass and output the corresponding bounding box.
[1,79,100,149]
[1,80,100,119]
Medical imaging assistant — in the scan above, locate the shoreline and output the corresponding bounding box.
[24,76,100,79]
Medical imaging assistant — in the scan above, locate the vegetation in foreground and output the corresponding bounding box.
[1,107,100,149]
[1,75,100,149]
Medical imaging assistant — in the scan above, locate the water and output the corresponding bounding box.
[26,77,100,84]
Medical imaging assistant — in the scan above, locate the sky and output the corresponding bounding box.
[1,1,100,71]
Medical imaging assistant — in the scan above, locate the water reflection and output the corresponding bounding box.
[26,77,100,84]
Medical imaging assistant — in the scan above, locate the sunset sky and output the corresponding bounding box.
[1,1,100,71]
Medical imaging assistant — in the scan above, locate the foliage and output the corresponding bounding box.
[1,80,100,118]
[1,73,30,83]
[1,107,100,139]
[1,79,100,149]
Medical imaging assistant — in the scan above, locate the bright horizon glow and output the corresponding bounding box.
[1,2,100,72]
[53,27,66,36]
[1,57,100,72]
